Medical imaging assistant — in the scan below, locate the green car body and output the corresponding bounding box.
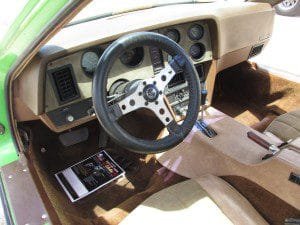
[0,0,71,167]
[0,0,76,223]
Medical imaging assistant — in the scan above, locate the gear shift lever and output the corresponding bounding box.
[200,83,207,121]
[195,70,217,138]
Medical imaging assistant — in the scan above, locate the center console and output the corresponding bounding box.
[156,107,300,210]
[165,64,206,117]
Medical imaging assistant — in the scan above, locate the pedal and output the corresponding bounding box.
[110,153,139,173]
[195,120,217,138]
[59,127,89,147]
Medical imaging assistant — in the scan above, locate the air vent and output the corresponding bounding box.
[50,65,80,104]
[249,44,264,58]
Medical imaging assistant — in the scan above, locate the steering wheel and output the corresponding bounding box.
[92,32,200,154]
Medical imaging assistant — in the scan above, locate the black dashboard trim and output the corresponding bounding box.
[47,64,81,106]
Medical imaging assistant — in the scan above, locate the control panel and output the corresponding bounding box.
[46,98,95,127]
[165,82,189,116]
[165,64,204,117]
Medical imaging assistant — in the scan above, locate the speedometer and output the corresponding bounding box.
[81,51,100,77]
[119,47,144,67]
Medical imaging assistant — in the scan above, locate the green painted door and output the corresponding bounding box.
[0,0,82,167]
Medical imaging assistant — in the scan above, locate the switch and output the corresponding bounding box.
[87,107,95,116]
[66,114,74,122]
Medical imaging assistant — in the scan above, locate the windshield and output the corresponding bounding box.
[70,0,216,25]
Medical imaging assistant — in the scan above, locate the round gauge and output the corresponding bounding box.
[188,24,204,41]
[189,43,206,60]
[165,29,180,43]
[81,51,100,77]
[120,47,144,67]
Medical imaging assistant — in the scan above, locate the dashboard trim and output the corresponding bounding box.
[12,2,275,132]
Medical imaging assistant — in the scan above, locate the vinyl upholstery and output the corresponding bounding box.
[120,175,268,225]
[264,109,300,142]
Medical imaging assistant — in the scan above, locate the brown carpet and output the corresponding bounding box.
[22,118,185,225]
[19,61,300,224]
[213,62,300,127]
[222,176,300,225]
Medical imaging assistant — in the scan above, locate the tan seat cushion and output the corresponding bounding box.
[120,174,268,225]
[265,109,300,142]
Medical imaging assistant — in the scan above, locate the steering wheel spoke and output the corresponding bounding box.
[146,96,175,126]
[152,64,176,91]
[116,86,144,117]
[111,78,176,126]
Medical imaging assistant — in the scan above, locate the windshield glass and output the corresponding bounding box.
[70,0,216,25]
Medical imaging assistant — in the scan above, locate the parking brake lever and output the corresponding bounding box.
[247,131,292,160]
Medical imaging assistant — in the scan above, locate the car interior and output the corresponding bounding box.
[5,1,300,225]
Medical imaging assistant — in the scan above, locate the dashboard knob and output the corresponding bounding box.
[87,107,95,116]
[66,114,74,122]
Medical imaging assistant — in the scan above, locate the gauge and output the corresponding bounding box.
[165,29,180,43]
[189,43,205,60]
[188,24,204,41]
[120,47,144,67]
[81,51,100,77]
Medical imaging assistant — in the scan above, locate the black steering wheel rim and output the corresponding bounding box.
[93,32,200,153]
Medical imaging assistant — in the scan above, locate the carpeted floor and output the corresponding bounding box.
[222,176,300,225]
[22,116,185,225]
[213,62,300,127]
[18,61,300,224]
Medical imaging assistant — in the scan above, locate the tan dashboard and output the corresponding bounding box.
[13,1,275,132]
[45,21,212,112]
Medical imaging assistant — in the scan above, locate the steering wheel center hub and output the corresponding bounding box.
[143,84,159,102]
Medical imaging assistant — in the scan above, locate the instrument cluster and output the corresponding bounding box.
[162,22,211,62]
[79,21,211,78]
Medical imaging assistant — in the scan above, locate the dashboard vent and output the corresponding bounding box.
[249,44,264,58]
[50,65,80,104]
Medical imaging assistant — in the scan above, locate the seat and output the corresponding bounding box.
[120,174,268,225]
[264,109,300,142]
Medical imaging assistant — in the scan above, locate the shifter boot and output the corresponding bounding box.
[195,120,217,138]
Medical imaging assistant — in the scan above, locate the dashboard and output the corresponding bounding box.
[13,2,275,132]
[44,21,212,128]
